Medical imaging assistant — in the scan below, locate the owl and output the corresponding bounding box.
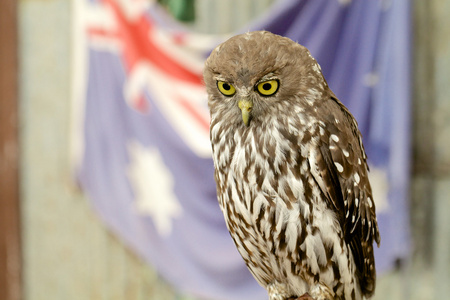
[203,31,380,300]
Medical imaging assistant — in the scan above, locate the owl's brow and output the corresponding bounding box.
[256,72,279,84]
[213,74,230,82]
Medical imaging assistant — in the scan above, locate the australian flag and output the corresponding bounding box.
[72,0,411,299]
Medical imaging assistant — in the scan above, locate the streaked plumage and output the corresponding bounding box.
[204,31,380,300]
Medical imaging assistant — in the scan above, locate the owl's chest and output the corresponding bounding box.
[210,119,358,299]
[214,127,307,195]
[213,127,313,224]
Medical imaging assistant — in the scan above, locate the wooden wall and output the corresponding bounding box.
[0,0,21,299]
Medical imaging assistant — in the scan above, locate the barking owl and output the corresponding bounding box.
[203,31,380,300]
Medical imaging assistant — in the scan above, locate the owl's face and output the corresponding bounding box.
[204,31,328,128]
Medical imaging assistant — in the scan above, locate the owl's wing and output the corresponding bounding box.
[308,96,380,296]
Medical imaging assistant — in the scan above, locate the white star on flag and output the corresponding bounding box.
[127,140,182,237]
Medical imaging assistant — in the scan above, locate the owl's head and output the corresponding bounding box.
[204,31,328,128]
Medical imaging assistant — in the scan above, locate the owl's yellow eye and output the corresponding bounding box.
[256,80,279,96]
[217,81,236,96]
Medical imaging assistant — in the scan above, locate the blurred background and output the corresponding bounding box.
[1,0,449,299]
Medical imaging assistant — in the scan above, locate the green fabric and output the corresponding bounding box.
[158,0,195,22]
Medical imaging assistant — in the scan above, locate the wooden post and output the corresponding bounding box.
[0,0,22,299]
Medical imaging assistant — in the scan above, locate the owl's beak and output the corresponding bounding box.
[238,99,253,126]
